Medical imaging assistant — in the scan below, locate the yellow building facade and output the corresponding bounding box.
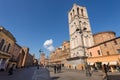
[50,41,70,67]
[40,53,46,66]
[87,31,120,72]
[0,26,35,70]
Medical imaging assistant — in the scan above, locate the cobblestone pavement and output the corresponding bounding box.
[50,69,120,80]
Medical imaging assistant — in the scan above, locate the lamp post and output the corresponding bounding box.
[39,49,43,65]
[76,27,91,77]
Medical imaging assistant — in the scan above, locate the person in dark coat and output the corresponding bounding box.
[53,65,57,73]
[102,64,109,80]
[57,64,61,73]
[8,65,14,75]
[37,65,39,69]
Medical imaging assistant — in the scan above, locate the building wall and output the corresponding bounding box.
[17,49,25,68]
[50,41,70,66]
[50,48,62,64]
[62,41,70,51]
[93,31,116,45]
[21,47,29,67]
[12,43,21,61]
[25,53,34,67]
[0,27,16,70]
[87,32,120,72]
[40,53,45,65]
[87,46,102,57]
[8,43,22,68]
[0,27,16,54]
[100,38,120,56]
[0,26,37,69]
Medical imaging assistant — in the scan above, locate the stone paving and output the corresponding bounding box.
[32,67,50,80]
[0,67,35,80]
[0,67,51,80]
[49,68,120,80]
[0,67,120,80]
[50,71,102,80]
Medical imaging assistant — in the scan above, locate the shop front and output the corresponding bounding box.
[0,51,11,71]
[87,55,120,72]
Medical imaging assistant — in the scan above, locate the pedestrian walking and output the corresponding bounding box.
[59,64,61,72]
[102,64,109,80]
[8,65,14,75]
[56,64,59,73]
[53,65,57,73]
[37,65,39,69]
[57,64,61,73]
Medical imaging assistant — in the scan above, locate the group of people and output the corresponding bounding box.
[53,64,61,73]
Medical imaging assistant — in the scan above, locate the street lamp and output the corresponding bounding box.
[39,49,43,65]
[76,27,91,77]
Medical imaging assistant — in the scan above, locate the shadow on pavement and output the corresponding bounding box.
[108,74,120,80]
[51,76,59,80]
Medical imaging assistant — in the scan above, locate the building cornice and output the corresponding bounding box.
[93,31,116,37]
[0,26,16,42]
[88,36,120,49]
[88,54,120,59]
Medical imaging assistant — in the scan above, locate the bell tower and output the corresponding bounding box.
[68,3,94,58]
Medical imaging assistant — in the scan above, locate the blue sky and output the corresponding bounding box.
[0,0,120,59]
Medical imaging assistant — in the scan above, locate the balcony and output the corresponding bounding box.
[0,50,11,58]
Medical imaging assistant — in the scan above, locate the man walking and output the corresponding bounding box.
[102,64,109,80]
[8,65,14,75]
[53,65,57,73]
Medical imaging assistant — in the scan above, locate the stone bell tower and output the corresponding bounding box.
[68,3,94,67]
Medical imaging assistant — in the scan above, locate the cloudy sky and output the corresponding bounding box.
[0,0,120,59]
[43,39,55,52]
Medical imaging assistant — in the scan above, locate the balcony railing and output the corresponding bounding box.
[0,50,11,57]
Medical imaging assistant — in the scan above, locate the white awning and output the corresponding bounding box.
[88,62,94,65]
[109,61,117,65]
[102,62,108,65]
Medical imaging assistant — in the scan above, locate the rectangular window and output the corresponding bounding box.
[106,51,110,55]
[97,50,101,55]
[90,52,92,57]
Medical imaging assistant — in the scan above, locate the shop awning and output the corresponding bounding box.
[102,62,108,65]
[88,62,94,65]
[109,61,117,65]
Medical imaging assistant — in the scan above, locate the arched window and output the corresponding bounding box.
[64,46,66,50]
[81,9,84,16]
[0,39,5,50]
[79,21,82,25]
[83,22,86,25]
[77,7,79,15]
[73,9,75,16]
[3,45,6,51]
[70,13,72,20]
[90,52,92,57]
[6,43,11,53]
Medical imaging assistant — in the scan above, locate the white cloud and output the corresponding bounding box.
[43,39,55,52]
